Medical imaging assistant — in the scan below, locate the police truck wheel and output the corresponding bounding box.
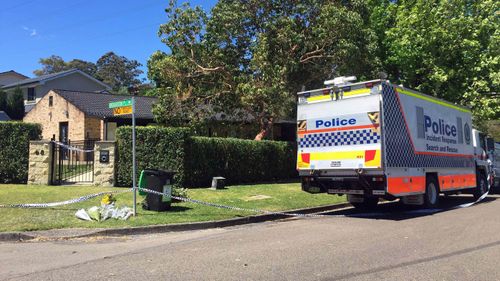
[351,197,379,210]
[473,172,488,200]
[424,177,439,208]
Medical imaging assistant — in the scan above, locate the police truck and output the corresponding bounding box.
[297,77,494,209]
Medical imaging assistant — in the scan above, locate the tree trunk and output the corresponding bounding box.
[254,118,273,141]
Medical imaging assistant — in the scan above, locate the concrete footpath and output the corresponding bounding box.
[0,202,351,242]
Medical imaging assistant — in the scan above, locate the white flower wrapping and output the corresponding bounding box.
[75,204,133,221]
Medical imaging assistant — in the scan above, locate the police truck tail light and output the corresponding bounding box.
[365,82,373,88]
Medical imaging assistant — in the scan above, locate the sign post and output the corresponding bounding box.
[131,97,137,216]
[109,98,137,216]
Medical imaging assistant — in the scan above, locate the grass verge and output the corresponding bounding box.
[0,183,346,232]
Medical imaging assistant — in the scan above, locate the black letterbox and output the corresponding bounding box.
[100,150,109,163]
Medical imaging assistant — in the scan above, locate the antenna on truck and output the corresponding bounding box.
[324,76,357,87]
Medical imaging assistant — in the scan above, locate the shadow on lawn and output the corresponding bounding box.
[139,205,193,215]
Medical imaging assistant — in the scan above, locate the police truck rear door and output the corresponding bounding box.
[297,83,383,171]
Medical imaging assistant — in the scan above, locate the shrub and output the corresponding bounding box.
[0,122,42,183]
[115,126,191,187]
[184,137,297,187]
[115,127,297,188]
[6,87,25,120]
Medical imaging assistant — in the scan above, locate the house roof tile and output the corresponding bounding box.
[0,70,29,79]
[53,89,157,120]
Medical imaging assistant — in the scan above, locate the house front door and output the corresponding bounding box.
[59,122,68,143]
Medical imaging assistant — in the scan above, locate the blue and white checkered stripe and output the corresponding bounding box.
[299,129,381,148]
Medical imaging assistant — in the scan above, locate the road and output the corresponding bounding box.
[1,194,500,281]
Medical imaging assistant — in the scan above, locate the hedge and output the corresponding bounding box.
[115,126,297,188]
[115,126,191,187]
[0,121,42,183]
[184,137,296,187]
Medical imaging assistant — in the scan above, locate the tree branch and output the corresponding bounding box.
[300,54,336,63]
[299,47,325,63]
[188,48,224,73]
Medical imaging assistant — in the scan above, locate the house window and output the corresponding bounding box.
[27,88,35,101]
[49,96,53,107]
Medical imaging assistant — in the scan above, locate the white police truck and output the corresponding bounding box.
[297,77,493,209]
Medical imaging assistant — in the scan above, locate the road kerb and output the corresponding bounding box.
[0,202,351,242]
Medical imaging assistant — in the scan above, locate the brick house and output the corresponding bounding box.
[23,89,157,142]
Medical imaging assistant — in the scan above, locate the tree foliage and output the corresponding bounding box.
[6,87,25,120]
[149,0,380,139]
[150,0,499,137]
[95,52,144,92]
[379,0,499,128]
[0,90,7,112]
[1,89,24,120]
[34,56,97,77]
[33,53,143,93]
[67,59,98,77]
[33,55,68,76]
[487,120,500,140]
[0,122,41,183]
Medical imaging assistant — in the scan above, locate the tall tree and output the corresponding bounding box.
[96,52,144,92]
[380,0,499,128]
[33,55,67,76]
[33,55,97,77]
[6,87,25,120]
[67,59,98,76]
[33,53,143,93]
[150,0,380,139]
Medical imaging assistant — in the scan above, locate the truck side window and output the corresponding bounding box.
[479,133,486,150]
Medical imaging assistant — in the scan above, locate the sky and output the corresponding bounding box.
[0,0,217,80]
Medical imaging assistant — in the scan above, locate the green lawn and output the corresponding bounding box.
[0,183,346,232]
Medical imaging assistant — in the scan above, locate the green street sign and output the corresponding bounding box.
[109,99,132,109]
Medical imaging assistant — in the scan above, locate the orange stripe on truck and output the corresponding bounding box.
[387,176,426,195]
[439,174,476,190]
[388,174,476,195]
